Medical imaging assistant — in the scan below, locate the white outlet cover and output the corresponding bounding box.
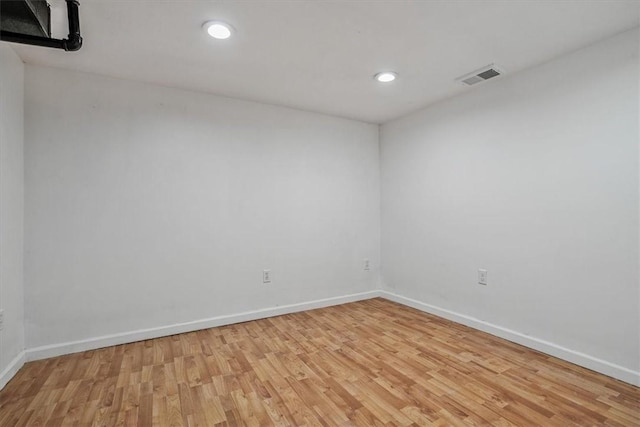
[478,269,488,285]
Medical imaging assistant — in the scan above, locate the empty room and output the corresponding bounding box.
[0,0,639,425]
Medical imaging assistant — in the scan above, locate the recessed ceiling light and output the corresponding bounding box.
[203,21,233,40]
[374,72,397,83]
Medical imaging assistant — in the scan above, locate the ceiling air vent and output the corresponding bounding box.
[456,64,504,86]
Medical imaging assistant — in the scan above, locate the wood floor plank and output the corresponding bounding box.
[1,298,638,426]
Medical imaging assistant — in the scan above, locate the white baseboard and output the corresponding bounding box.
[380,291,640,387]
[16,289,640,388]
[0,350,25,390]
[26,290,383,362]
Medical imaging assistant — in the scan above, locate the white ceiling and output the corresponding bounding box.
[11,0,640,123]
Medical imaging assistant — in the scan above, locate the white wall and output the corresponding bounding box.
[0,45,25,387]
[25,66,380,350]
[14,27,639,387]
[381,29,639,382]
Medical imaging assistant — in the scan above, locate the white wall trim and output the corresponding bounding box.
[26,290,383,362]
[16,289,640,388]
[0,350,26,390]
[380,291,640,386]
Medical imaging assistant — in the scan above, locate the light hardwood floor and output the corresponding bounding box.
[1,298,638,426]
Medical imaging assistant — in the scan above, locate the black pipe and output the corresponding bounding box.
[0,0,82,51]
[0,30,65,49]
[63,0,82,51]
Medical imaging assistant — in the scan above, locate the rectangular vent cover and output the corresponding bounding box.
[457,64,504,86]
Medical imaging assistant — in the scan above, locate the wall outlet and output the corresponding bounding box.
[364,259,370,270]
[478,269,488,285]
[0,309,4,331]
[263,269,271,284]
